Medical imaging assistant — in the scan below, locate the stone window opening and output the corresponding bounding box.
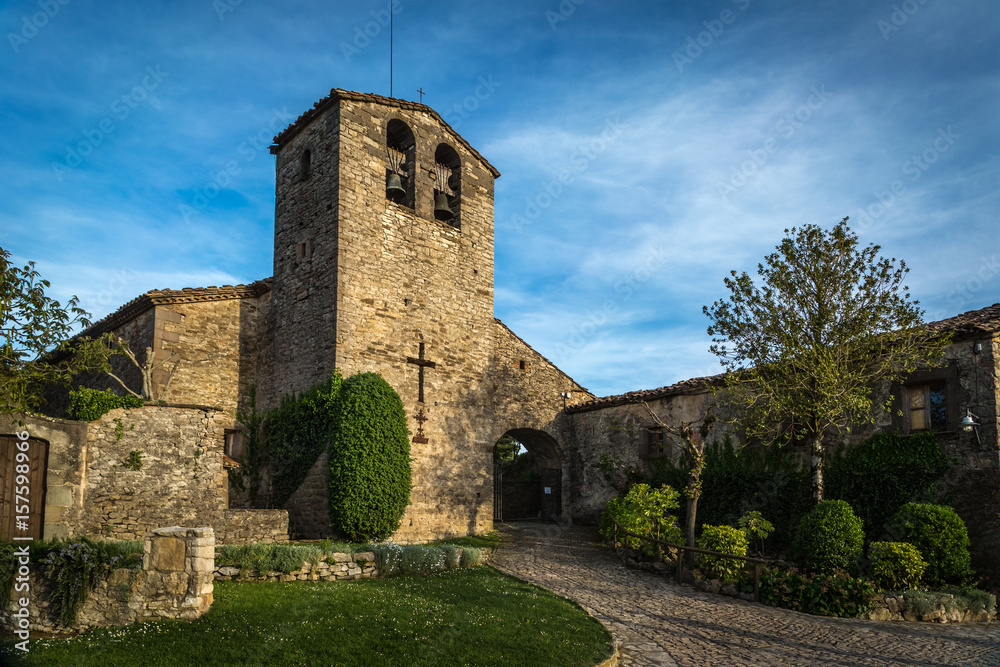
[224,430,245,463]
[519,360,528,371]
[386,119,415,208]
[643,428,665,459]
[299,149,311,181]
[296,237,312,262]
[433,143,461,229]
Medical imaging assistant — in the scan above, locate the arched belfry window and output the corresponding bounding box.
[433,143,461,229]
[386,119,415,208]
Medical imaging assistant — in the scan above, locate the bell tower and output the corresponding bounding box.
[261,89,501,540]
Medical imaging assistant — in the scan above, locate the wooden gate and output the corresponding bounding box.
[0,436,48,540]
[540,468,561,522]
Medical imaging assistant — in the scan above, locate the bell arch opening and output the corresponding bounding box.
[386,119,415,208]
[492,428,563,523]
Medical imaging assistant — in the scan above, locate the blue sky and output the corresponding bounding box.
[1,0,997,398]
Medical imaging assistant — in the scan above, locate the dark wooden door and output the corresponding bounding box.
[539,468,561,522]
[0,436,47,540]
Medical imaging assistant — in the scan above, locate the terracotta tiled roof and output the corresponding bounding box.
[565,374,725,414]
[77,278,273,340]
[271,88,501,178]
[926,302,1000,339]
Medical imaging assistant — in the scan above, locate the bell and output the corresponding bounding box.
[434,191,453,221]
[386,172,405,200]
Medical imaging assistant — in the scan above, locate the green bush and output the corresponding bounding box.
[886,503,972,587]
[215,543,326,574]
[328,372,412,541]
[400,545,445,575]
[460,547,483,567]
[750,566,877,617]
[696,525,749,581]
[825,431,951,541]
[440,545,461,569]
[793,500,864,574]
[366,543,404,576]
[868,541,927,591]
[265,372,342,507]
[8,537,145,626]
[599,483,683,557]
[738,510,774,555]
[67,387,143,422]
[648,438,811,555]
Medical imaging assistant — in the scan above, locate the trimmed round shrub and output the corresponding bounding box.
[696,525,749,581]
[867,541,927,591]
[886,503,972,587]
[328,372,412,541]
[793,500,864,574]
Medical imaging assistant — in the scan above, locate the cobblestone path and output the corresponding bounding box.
[489,522,1000,666]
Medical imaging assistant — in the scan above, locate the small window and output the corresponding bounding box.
[643,430,665,459]
[907,383,947,432]
[519,360,527,371]
[224,430,245,462]
[299,149,311,181]
[296,238,312,261]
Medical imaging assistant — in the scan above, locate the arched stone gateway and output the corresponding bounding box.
[493,428,566,523]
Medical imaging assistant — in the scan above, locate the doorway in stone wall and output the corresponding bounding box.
[0,435,47,540]
[492,429,563,522]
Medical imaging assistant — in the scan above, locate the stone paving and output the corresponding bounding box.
[489,522,1000,667]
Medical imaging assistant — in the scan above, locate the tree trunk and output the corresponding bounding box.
[686,494,698,549]
[811,437,825,503]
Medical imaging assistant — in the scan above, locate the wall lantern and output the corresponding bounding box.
[961,409,981,444]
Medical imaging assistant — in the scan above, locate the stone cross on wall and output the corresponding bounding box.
[406,342,436,403]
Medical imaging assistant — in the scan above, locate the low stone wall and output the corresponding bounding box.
[215,509,289,545]
[215,551,379,582]
[2,527,214,636]
[868,592,997,623]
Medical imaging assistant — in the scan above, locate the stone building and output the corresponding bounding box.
[18,89,590,544]
[563,304,1000,573]
[5,88,997,558]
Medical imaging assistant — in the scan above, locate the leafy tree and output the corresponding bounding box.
[639,403,714,551]
[703,218,949,502]
[493,434,523,463]
[0,247,97,417]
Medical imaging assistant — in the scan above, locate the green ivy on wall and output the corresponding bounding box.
[67,388,143,422]
[328,372,412,542]
[264,372,343,508]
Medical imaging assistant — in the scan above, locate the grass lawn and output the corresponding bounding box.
[1,567,613,667]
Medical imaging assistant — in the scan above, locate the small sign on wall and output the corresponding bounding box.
[544,487,552,495]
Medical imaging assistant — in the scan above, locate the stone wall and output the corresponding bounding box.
[215,509,289,545]
[3,526,214,635]
[565,387,729,524]
[63,406,228,540]
[283,451,331,539]
[215,550,378,582]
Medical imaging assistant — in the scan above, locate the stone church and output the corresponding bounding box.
[36,89,592,543]
[7,88,998,568]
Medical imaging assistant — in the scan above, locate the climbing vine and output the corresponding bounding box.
[264,371,343,508]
